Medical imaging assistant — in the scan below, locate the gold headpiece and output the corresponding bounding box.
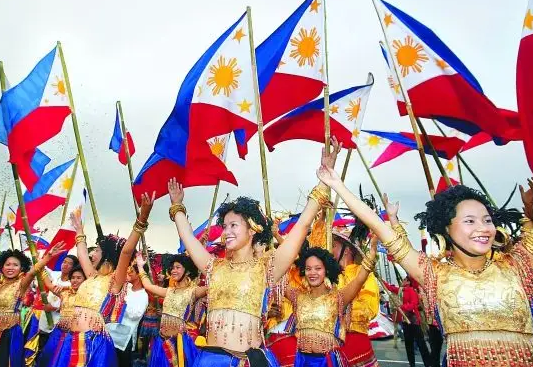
[247,218,264,233]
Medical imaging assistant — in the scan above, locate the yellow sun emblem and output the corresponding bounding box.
[51,76,67,98]
[209,137,227,160]
[345,98,361,121]
[392,35,429,77]
[366,135,382,149]
[207,56,242,97]
[352,129,360,139]
[7,212,15,223]
[60,177,73,193]
[445,160,455,173]
[289,27,321,67]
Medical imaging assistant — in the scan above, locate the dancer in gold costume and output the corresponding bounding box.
[168,139,341,367]
[318,162,533,366]
[136,252,207,366]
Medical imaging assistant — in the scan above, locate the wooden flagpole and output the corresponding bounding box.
[0,192,6,243]
[6,223,14,250]
[57,41,104,239]
[355,146,386,208]
[322,0,334,252]
[371,2,435,198]
[246,7,272,218]
[0,61,54,327]
[60,156,79,225]
[415,118,452,186]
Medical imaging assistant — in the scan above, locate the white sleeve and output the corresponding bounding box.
[124,291,149,321]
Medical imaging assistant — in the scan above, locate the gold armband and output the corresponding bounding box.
[75,234,87,245]
[33,262,45,273]
[308,185,332,208]
[392,223,408,237]
[133,219,149,234]
[169,203,187,221]
[361,256,376,273]
[383,232,412,263]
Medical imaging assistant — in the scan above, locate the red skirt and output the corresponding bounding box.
[341,332,379,367]
[266,333,297,367]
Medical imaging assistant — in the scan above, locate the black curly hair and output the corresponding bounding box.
[68,265,86,280]
[216,197,273,245]
[95,234,127,270]
[163,254,199,281]
[414,185,522,250]
[296,247,342,285]
[0,249,32,275]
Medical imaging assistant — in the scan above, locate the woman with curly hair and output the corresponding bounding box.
[135,252,206,367]
[0,242,66,367]
[167,139,341,367]
[288,242,377,367]
[38,266,87,367]
[317,161,533,366]
[44,192,155,367]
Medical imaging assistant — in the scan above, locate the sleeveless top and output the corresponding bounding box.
[0,276,23,332]
[160,284,196,337]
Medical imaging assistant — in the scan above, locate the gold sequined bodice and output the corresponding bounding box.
[0,277,22,312]
[162,284,195,318]
[57,289,77,330]
[74,274,112,311]
[295,289,345,353]
[208,257,269,317]
[436,259,533,335]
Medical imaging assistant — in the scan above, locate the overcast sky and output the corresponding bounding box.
[0,0,529,253]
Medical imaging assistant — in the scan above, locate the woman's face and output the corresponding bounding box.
[304,256,327,288]
[2,257,22,279]
[222,211,255,251]
[447,199,496,256]
[170,261,186,281]
[90,246,103,267]
[69,271,86,290]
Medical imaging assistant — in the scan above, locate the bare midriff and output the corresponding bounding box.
[70,307,106,333]
[206,309,263,352]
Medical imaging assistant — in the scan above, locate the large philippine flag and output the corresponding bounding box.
[264,74,373,151]
[1,46,71,190]
[377,0,521,142]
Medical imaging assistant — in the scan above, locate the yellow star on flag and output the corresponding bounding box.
[435,59,448,70]
[277,60,286,70]
[233,28,246,43]
[525,9,533,30]
[330,105,339,114]
[237,99,253,113]
[310,0,321,13]
[384,13,394,27]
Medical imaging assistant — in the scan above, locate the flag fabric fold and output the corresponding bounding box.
[13,159,76,232]
[109,107,135,165]
[264,76,373,151]
[0,46,72,191]
[517,0,533,173]
[378,0,521,143]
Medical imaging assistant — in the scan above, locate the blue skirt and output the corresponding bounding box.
[0,324,24,367]
[43,330,118,367]
[149,333,198,367]
[294,350,348,367]
[192,346,280,367]
[38,327,67,367]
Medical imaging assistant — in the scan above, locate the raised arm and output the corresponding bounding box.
[272,219,284,246]
[317,166,423,284]
[168,178,212,273]
[136,252,168,298]
[112,192,155,294]
[340,235,377,305]
[71,213,96,278]
[272,139,342,282]
[519,178,533,260]
[20,242,67,294]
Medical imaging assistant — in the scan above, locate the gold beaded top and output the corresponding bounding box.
[0,276,22,313]
[162,284,196,319]
[57,288,77,330]
[74,273,113,311]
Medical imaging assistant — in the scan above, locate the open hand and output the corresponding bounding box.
[316,165,342,188]
[135,251,147,269]
[519,178,533,220]
[139,192,156,222]
[321,137,342,169]
[70,212,84,235]
[168,178,184,205]
[47,241,68,259]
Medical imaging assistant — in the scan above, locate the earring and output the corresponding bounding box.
[301,278,310,290]
[433,234,447,260]
[493,226,510,249]
[324,278,332,290]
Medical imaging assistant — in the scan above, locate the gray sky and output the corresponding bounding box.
[0,0,529,253]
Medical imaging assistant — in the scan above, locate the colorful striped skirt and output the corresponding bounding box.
[192,346,280,367]
[149,333,198,367]
[340,332,378,367]
[294,349,349,367]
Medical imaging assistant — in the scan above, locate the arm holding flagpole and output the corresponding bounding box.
[317,165,423,285]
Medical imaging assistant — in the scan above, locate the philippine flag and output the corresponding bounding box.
[154,11,258,168]
[517,0,533,173]
[377,1,521,142]
[13,159,76,232]
[235,0,327,157]
[109,105,135,165]
[264,74,374,151]
[20,234,49,251]
[1,46,72,191]
[47,167,87,270]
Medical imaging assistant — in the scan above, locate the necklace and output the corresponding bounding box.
[447,257,492,275]
[228,256,257,269]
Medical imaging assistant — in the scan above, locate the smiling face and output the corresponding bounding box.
[304,256,327,288]
[2,257,22,279]
[69,270,86,290]
[222,211,255,251]
[170,261,186,282]
[89,246,103,267]
[447,199,496,256]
